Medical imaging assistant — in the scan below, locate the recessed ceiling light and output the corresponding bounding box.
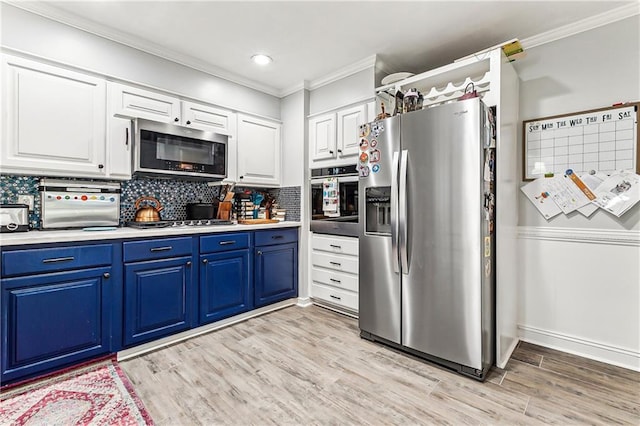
[251,54,272,65]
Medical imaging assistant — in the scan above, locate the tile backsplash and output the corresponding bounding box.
[0,174,300,228]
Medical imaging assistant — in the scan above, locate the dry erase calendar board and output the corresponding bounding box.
[523,103,639,181]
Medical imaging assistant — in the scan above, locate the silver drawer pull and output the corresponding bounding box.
[150,246,172,252]
[329,244,342,249]
[330,294,342,300]
[329,261,341,266]
[330,278,341,283]
[42,256,74,264]
[219,241,236,245]
[271,235,284,239]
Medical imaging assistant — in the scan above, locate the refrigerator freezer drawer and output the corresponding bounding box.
[311,234,358,256]
[311,252,358,274]
[311,266,358,292]
[311,283,358,311]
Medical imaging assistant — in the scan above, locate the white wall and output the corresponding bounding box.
[513,16,640,370]
[0,4,280,119]
[309,68,375,115]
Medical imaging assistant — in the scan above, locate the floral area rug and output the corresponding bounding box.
[0,358,154,425]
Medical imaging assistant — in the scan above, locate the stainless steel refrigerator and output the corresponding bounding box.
[358,98,495,380]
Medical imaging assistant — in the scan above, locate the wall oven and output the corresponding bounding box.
[310,165,359,237]
[134,118,227,180]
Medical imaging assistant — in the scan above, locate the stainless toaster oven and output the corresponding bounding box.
[0,204,29,232]
[39,179,121,229]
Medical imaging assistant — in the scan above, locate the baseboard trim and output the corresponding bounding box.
[117,299,297,361]
[296,297,313,307]
[518,226,640,247]
[518,324,640,372]
[311,298,359,319]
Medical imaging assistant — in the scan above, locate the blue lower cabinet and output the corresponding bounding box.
[199,249,251,325]
[254,242,298,307]
[1,267,112,383]
[124,257,194,347]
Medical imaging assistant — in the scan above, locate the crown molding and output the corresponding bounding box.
[4,1,283,97]
[279,80,310,98]
[520,2,640,50]
[307,54,377,91]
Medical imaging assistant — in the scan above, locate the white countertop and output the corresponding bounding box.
[0,221,302,247]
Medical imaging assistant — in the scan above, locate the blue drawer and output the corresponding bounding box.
[2,244,112,277]
[123,237,192,263]
[200,232,251,254]
[255,228,298,247]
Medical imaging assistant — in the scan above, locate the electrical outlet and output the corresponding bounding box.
[17,194,35,211]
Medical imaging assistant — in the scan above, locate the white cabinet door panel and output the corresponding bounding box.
[337,105,366,158]
[182,101,234,134]
[237,114,281,186]
[309,114,336,162]
[109,82,180,123]
[107,116,132,179]
[2,55,106,177]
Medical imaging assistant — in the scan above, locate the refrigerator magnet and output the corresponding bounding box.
[360,139,369,150]
[359,165,370,177]
[369,149,381,163]
[371,164,380,173]
[359,124,370,138]
[359,152,369,163]
[370,139,378,148]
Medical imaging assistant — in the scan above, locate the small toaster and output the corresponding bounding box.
[0,204,30,232]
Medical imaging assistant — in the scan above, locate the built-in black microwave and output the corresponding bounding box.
[133,118,227,180]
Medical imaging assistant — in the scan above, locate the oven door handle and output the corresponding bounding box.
[310,175,359,184]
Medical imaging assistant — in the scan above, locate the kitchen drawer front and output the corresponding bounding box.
[312,234,358,256]
[255,228,297,247]
[311,283,358,311]
[123,237,192,262]
[2,244,112,277]
[312,252,358,274]
[311,267,358,292]
[200,232,250,254]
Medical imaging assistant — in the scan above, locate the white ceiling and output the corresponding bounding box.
[11,1,634,97]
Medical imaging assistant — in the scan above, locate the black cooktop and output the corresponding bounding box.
[126,219,234,229]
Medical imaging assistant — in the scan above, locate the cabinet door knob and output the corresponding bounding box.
[329,150,334,154]
[257,250,263,256]
[125,127,129,146]
[174,117,179,122]
[186,120,191,125]
[337,149,342,153]
[202,259,208,264]
[186,261,192,267]
[103,272,110,279]
[239,176,244,179]
[98,164,104,169]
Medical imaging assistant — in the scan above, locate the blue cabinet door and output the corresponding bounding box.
[199,249,251,325]
[124,257,193,346]
[1,267,111,383]
[254,242,298,307]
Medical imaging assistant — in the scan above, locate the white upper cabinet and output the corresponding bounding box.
[309,102,369,166]
[109,82,181,123]
[336,104,366,158]
[181,101,234,134]
[106,116,132,180]
[237,114,281,187]
[309,114,337,161]
[1,55,107,178]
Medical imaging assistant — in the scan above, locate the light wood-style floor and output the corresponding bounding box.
[120,306,640,425]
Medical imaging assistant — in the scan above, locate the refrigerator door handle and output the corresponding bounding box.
[391,151,400,273]
[399,149,409,274]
